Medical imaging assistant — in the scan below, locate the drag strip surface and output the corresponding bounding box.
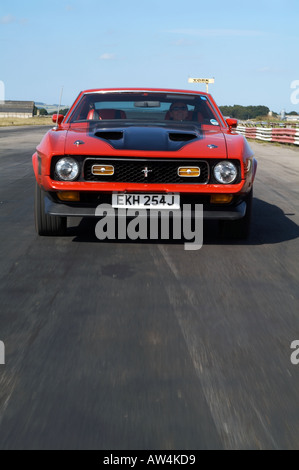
[0,126,299,449]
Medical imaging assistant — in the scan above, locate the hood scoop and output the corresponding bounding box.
[168,132,197,142]
[94,130,123,141]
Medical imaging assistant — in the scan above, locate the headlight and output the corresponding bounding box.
[55,157,80,181]
[214,161,238,184]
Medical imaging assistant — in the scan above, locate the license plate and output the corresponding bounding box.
[112,193,180,209]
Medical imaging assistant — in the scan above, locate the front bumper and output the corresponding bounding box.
[45,195,246,220]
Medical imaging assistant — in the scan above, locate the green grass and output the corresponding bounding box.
[0,116,53,127]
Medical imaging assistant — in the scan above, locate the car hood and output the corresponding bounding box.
[63,123,227,157]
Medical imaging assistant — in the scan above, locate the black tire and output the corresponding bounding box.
[34,182,67,236]
[219,189,253,240]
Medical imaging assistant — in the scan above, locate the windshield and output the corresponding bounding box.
[68,91,222,129]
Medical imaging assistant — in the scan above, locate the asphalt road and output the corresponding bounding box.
[0,126,299,450]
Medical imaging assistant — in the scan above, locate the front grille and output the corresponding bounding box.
[84,158,209,184]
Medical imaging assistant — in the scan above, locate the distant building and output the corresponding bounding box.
[286,115,299,122]
[0,100,35,118]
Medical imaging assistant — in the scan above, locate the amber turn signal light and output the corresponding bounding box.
[210,194,233,204]
[178,167,200,177]
[57,191,80,202]
[92,165,114,176]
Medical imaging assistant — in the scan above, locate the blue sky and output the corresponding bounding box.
[0,0,298,112]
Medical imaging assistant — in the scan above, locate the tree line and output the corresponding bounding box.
[219,105,271,120]
[33,107,70,116]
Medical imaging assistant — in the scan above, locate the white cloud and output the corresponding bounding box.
[171,38,195,46]
[0,15,29,25]
[166,29,265,37]
[0,14,15,24]
[99,53,116,60]
[258,67,271,73]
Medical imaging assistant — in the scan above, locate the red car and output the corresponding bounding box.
[32,88,257,238]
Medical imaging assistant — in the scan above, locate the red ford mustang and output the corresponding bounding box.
[32,88,257,238]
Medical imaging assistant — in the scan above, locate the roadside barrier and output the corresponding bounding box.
[237,126,299,145]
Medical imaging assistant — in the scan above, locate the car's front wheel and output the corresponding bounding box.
[219,189,253,240]
[34,182,67,236]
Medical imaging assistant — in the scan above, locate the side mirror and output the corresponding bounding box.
[226,118,238,130]
[52,114,64,125]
